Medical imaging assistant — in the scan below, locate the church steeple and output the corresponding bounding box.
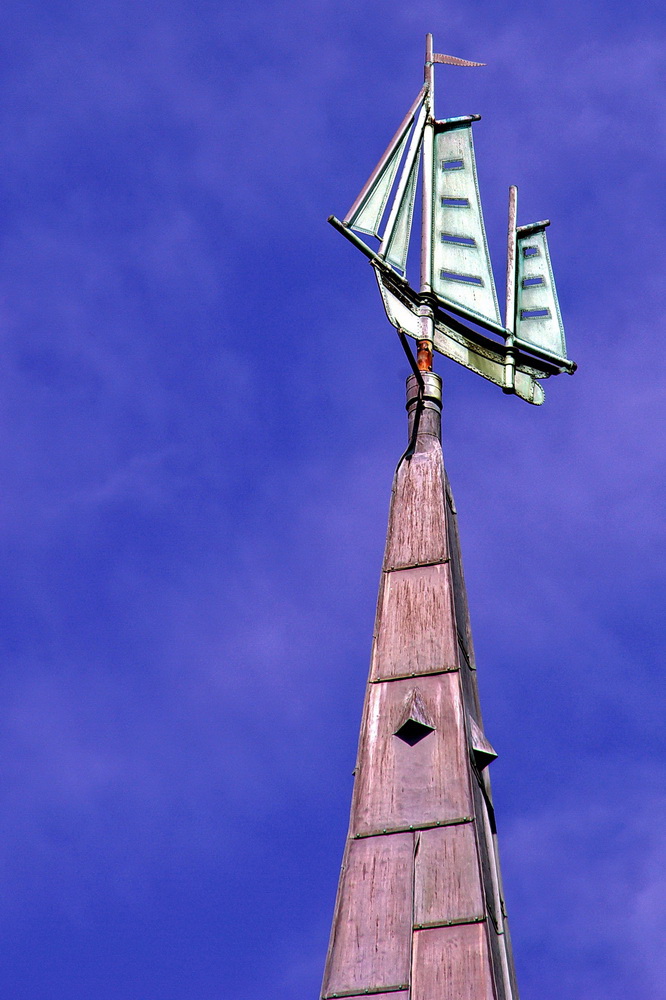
[322,33,575,999]
[321,375,518,1000]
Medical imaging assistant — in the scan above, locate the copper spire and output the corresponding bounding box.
[320,377,519,1000]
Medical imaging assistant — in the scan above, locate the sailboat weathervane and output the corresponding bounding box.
[329,33,576,405]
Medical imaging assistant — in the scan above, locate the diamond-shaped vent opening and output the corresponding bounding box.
[394,717,435,747]
[394,689,436,747]
[468,715,498,771]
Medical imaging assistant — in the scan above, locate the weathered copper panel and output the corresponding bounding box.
[444,480,476,666]
[499,918,520,1000]
[371,564,458,680]
[321,834,414,999]
[487,919,511,1000]
[414,823,485,927]
[458,652,483,735]
[352,674,472,837]
[471,778,500,927]
[412,923,495,1000]
[383,439,448,570]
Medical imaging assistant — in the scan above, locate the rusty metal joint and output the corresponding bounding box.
[397,327,425,388]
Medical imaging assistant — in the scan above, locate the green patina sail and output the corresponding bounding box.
[430,119,501,330]
[514,222,567,363]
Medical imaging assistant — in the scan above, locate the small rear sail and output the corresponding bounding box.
[431,119,501,328]
[514,222,567,362]
[344,87,426,239]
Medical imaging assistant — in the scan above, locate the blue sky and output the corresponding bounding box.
[1,1,665,998]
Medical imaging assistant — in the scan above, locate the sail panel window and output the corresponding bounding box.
[441,158,464,171]
[441,233,477,247]
[520,308,550,319]
[441,269,484,286]
[441,197,470,208]
[522,246,540,258]
[522,276,545,288]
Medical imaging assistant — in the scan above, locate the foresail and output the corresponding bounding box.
[431,119,501,328]
[380,100,427,272]
[515,223,567,361]
[383,153,418,270]
[345,87,426,239]
[346,129,410,237]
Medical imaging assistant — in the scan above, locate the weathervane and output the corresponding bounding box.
[329,33,576,405]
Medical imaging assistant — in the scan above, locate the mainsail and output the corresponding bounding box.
[431,118,501,329]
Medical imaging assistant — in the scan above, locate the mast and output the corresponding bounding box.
[418,33,435,373]
[504,185,518,393]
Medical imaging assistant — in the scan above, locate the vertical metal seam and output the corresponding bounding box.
[409,830,420,999]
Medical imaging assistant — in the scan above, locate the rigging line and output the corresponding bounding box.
[396,328,425,468]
